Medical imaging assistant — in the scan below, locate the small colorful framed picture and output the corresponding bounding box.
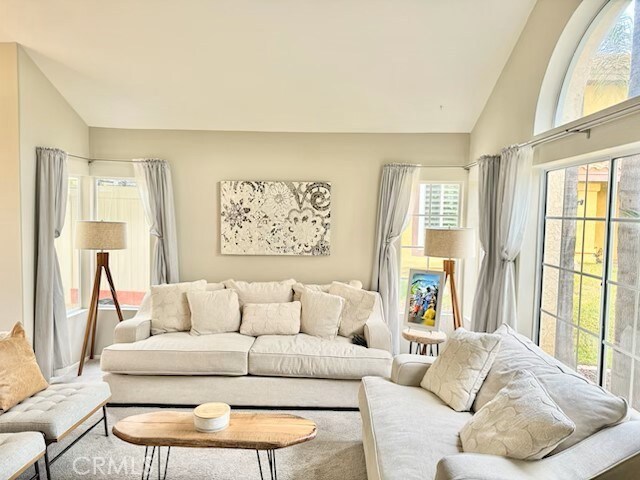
[404,269,445,331]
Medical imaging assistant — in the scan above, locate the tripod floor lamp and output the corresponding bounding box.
[424,228,474,330]
[76,221,127,376]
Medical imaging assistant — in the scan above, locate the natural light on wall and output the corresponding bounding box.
[556,0,640,126]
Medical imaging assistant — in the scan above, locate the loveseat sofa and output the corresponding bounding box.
[101,281,393,408]
[359,325,640,480]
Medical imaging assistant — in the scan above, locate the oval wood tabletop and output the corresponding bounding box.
[113,411,317,450]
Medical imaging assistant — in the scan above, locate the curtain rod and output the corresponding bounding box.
[67,153,139,164]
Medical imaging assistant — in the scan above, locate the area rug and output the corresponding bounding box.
[19,407,367,480]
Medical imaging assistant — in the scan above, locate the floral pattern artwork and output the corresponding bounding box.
[220,181,331,255]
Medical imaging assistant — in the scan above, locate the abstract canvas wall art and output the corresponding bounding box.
[220,181,331,255]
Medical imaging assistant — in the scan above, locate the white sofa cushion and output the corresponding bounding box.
[328,282,377,337]
[240,302,301,336]
[188,290,241,335]
[421,328,501,412]
[359,376,471,480]
[101,332,255,375]
[300,290,344,339]
[206,282,225,291]
[223,279,295,306]
[475,324,629,452]
[460,370,575,460]
[249,334,392,379]
[292,280,363,301]
[150,280,207,334]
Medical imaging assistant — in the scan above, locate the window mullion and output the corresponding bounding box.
[598,158,616,387]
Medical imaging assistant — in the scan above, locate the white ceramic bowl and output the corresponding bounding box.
[193,402,231,433]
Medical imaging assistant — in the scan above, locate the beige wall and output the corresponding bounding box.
[89,128,469,288]
[17,46,90,341]
[0,44,23,333]
[469,0,640,338]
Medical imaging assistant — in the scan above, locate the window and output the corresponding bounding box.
[556,0,640,126]
[95,178,150,307]
[538,155,640,409]
[55,177,81,311]
[399,183,462,311]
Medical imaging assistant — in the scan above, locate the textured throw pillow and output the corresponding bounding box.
[293,280,363,301]
[240,302,301,336]
[223,279,295,307]
[300,290,345,339]
[460,370,575,460]
[0,323,48,412]
[151,280,207,334]
[328,282,376,337]
[421,328,502,412]
[475,324,629,452]
[187,290,241,335]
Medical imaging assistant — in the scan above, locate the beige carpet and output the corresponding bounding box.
[19,406,367,480]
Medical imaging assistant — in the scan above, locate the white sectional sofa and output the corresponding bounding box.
[101,283,393,408]
[359,327,640,480]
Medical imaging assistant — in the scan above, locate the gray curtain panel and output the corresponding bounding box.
[134,159,180,285]
[472,145,533,332]
[371,163,419,354]
[34,147,71,380]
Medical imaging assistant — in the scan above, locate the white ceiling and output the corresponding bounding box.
[0,0,536,133]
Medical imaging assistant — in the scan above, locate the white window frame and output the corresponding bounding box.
[398,180,465,312]
[535,151,640,403]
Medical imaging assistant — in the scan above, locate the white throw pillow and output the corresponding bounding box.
[293,280,363,301]
[240,302,301,336]
[421,328,502,412]
[328,282,376,337]
[205,282,225,292]
[300,290,344,339]
[187,289,241,335]
[460,370,575,460]
[475,324,629,452]
[223,279,295,306]
[150,280,207,334]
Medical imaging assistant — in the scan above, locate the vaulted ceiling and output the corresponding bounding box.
[0,0,536,133]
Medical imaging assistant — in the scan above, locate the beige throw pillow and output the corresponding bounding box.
[151,280,207,334]
[300,290,344,339]
[240,302,301,336]
[328,282,376,337]
[475,324,629,452]
[0,323,48,412]
[421,328,502,412]
[188,290,241,335]
[223,279,295,307]
[460,370,575,460]
[293,280,363,301]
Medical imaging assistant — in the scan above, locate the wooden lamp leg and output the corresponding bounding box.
[79,251,124,376]
[444,259,463,330]
[78,260,102,376]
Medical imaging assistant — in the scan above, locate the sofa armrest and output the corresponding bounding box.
[391,354,435,386]
[114,317,151,343]
[435,420,640,480]
[114,292,151,343]
[363,292,392,352]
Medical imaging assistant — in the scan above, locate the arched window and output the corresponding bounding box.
[556,0,640,126]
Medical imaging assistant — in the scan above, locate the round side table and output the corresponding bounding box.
[402,329,447,356]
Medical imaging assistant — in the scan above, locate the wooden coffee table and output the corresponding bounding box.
[113,411,316,480]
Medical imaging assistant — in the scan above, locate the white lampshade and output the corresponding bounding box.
[424,228,474,259]
[75,221,127,250]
